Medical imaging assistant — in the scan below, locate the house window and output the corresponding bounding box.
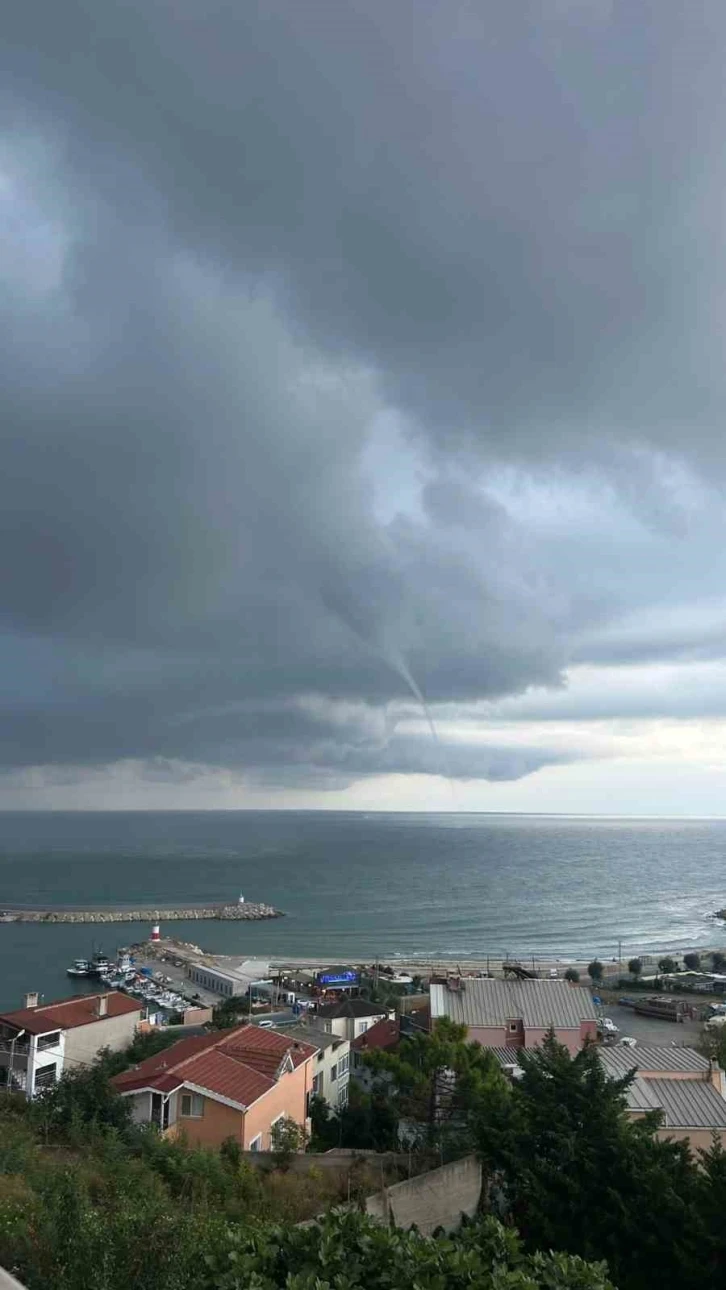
[338,1084,349,1108]
[180,1092,204,1118]
[508,1021,519,1033]
[312,1073,321,1095]
[34,1064,57,1091]
[359,1022,368,1034]
[330,1063,337,1082]
[249,1134,262,1152]
[339,1053,349,1075]
[37,1032,61,1051]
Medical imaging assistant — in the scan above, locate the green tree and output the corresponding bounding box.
[308,1094,339,1151]
[694,1137,726,1282]
[587,959,604,984]
[658,956,678,976]
[270,1115,306,1167]
[564,967,580,983]
[627,957,643,978]
[30,1064,132,1144]
[366,1017,508,1158]
[683,952,701,971]
[98,1028,182,1077]
[308,1088,400,1152]
[474,1032,702,1290]
[210,994,250,1029]
[713,951,726,973]
[339,1087,400,1151]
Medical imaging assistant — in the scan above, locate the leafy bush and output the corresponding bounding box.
[205,1210,615,1289]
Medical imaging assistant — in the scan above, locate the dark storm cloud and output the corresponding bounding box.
[3,1,726,792]
[5,0,726,462]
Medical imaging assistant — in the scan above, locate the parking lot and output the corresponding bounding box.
[605,1002,705,1047]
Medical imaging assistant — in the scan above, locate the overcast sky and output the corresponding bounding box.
[4,0,726,813]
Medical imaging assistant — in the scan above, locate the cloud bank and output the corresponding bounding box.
[3,1,726,808]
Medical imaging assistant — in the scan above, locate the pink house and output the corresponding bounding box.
[430,977,597,1055]
[113,1024,316,1150]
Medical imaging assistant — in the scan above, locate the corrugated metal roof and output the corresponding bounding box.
[626,1076,664,1113]
[489,1047,524,1068]
[599,1045,710,1078]
[626,1077,726,1129]
[430,979,596,1029]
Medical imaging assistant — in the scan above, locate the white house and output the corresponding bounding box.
[0,991,144,1097]
[314,998,388,1042]
[285,1023,350,1110]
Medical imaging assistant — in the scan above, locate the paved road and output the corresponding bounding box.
[252,1010,296,1027]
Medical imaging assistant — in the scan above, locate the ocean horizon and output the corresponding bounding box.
[0,809,724,1010]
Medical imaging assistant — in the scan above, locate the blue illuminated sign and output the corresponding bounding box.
[318,970,359,987]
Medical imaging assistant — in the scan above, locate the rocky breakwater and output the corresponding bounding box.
[0,902,283,925]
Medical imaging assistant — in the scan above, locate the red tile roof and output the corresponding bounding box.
[351,1018,399,1053]
[221,1024,315,1070]
[179,1050,272,1108]
[112,1033,221,1092]
[112,1024,316,1109]
[0,992,143,1036]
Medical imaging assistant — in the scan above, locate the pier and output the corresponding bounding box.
[0,901,283,925]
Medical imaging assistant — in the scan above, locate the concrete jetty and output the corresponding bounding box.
[0,901,282,925]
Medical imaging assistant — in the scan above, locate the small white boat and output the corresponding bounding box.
[67,958,92,977]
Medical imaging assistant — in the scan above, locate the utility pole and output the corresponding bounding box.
[618,940,622,974]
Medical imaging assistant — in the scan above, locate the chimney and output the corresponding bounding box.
[24,992,39,1010]
[96,994,109,1018]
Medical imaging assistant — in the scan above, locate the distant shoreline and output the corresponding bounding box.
[191,943,726,978]
[4,807,726,820]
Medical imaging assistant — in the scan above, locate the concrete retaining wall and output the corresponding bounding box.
[0,1269,27,1289]
[365,1154,482,1236]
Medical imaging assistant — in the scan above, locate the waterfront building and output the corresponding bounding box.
[0,991,143,1097]
[430,977,598,1055]
[113,1024,316,1150]
[187,959,272,999]
[598,1044,726,1151]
